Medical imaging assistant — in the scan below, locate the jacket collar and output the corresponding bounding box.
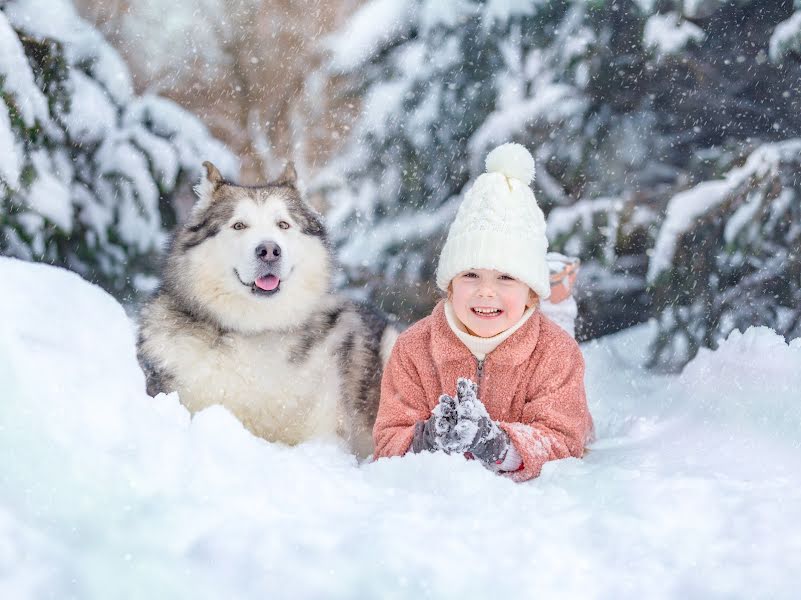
[429,300,541,366]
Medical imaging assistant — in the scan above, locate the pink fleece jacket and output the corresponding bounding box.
[373,301,594,482]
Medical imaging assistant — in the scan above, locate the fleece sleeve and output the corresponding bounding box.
[497,339,593,482]
[372,340,432,459]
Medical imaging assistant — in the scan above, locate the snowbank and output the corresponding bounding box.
[1,257,800,599]
[679,326,801,441]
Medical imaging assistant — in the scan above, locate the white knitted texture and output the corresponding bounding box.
[456,173,544,236]
[436,170,551,298]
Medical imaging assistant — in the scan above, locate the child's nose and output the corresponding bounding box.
[477,283,497,297]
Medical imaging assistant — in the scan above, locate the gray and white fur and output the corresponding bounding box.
[137,161,398,458]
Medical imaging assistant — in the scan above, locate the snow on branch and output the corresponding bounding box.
[0,0,237,299]
[643,12,705,59]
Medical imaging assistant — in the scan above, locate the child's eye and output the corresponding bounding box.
[499,274,515,281]
[463,272,478,278]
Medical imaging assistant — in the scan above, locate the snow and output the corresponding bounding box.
[770,11,801,62]
[731,137,801,186]
[2,256,800,598]
[680,326,801,440]
[129,127,180,190]
[723,191,761,245]
[482,0,541,27]
[548,197,621,263]
[5,0,134,105]
[643,12,705,58]
[337,195,459,271]
[647,180,729,282]
[648,138,801,283]
[111,0,259,89]
[358,79,410,139]
[325,0,415,72]
[72,181,111,246]
[0,11,50,128]
[1,0,238,292]
[468,82,587,167]
[541,295,578,338]
[419,0,476,32]
[63,71,118,145]
[679,0,755,20]
[123,95,238,179]
[24,150,73,232]
[0,99,22,189]
[632,0,657,13]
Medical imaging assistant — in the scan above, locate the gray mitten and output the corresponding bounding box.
[411,392,459,453]
[465,415,511,466]
[448,377,511,466]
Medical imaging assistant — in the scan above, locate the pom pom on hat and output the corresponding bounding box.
[485,142,536,185]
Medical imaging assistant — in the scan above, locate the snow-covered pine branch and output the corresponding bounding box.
[648,139,801,369]
[0,0,237,299]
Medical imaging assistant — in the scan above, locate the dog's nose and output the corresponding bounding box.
[255,241,281,262]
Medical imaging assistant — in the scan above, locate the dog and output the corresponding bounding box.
[136,161,398,458]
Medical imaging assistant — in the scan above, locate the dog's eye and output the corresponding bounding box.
[232,221,247,231]
[278,220,291,230]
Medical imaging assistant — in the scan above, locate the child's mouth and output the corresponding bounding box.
[471,307,503,319]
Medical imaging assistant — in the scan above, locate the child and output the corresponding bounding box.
[372,143,594,482]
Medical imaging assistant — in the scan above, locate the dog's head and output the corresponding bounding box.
[165,161,332,333]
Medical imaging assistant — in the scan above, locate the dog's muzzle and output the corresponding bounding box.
[235,267,281,296]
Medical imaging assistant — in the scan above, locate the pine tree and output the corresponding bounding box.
[315,1,571,317]
[0,0,236,300]
[647,140,801,369]
[318,0,801,364]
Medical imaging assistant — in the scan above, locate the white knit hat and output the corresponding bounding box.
[436,143,551,299]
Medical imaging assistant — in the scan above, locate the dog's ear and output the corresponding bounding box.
[202,161,224,186]
[192,161,226,214]
[275,161,297,187]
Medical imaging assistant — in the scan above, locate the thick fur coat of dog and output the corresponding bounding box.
[137,162,397,458]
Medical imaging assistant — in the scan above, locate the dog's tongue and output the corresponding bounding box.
[255,275,280,291]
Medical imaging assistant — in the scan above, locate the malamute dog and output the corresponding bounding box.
[137,162,397,458]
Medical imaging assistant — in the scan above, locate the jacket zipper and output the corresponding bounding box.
[475,357,484,397]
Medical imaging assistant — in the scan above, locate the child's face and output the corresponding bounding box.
[450,269,534,338]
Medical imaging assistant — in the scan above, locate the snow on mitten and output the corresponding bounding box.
[411,393,459,453]
[449,377,511,467]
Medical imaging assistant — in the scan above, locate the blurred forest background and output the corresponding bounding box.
[2,0,800,370]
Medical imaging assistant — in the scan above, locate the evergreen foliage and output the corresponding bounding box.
[648,140,801,369]
[320,0,801,367]
[0,0,236,300]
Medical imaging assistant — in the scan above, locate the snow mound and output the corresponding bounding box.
[678,326,801,441]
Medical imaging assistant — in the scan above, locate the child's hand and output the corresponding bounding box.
[410,393,459,453]
[434,392,459,438]
[447,377,512,467]
[455,377,478,405]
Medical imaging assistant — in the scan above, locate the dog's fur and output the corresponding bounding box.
[137,162,397,458]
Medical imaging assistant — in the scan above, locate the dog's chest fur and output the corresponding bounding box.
[153,323,343,444]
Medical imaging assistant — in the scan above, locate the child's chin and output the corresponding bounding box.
[468,321,507,338]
